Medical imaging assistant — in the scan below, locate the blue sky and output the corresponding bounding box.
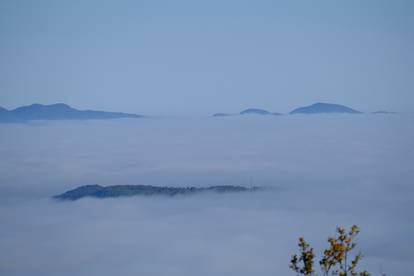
[1,0,413,115]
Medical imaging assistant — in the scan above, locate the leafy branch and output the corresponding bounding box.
[290,225,371,276]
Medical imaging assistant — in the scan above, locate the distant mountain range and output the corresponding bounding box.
[212,113,233,117]
[213,108,283,117]
[0,103,143,122]
[372,110,396,114]
[212,103,392,117]
[240,108,283,116]
[290,103,361,114]
[54,184,261,200]
[1,102,394,122]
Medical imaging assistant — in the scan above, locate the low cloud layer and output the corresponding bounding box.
[0,115,413,275]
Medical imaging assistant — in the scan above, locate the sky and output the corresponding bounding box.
[0,0,413,115]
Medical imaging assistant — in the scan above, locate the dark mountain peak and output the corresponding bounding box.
[213,109,283,117]
[54,184,261,200]
[1,103,143,121]
[373,110,396,114]
[240,108,271,115]
[11,103,75,116]
[54,185,104,201]
[290,103,361,114]
[14,103,74,112]
[213,113,232,117]
[48,103,72,109]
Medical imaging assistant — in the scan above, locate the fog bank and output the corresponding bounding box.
[0,115,413,275]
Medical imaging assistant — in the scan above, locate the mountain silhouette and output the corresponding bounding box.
[0,103,143,121]
[290,103,361,114]
[372,110,396,114]
[240,108,272,115]
[213,108,283,117]
[212,113,232,117]
[54,184,261,200]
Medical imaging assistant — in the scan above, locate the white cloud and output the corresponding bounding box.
[0,115,413,275]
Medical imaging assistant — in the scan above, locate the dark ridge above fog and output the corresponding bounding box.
[0,103,144,122]
[212,113,232,117]
[290,103,361,114]
[213,108,283,117]
[372,110,396,114]
[240,108,271,115]
[240,108,283,116]
[213,103,372,117]
[54,184,261,200]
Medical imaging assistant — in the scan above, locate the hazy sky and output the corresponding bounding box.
[1,0,413,114]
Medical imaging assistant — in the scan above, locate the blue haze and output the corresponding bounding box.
[1,0,413,114]
[0,1,413,276]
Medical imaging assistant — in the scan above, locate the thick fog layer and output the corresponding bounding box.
[0,115,413,276]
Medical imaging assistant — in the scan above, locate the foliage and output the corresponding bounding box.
[290,237,316,276]
[289,225,370,276]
